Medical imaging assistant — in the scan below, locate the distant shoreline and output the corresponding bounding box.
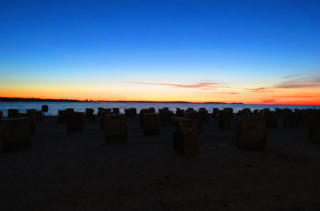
[0,97,242,104]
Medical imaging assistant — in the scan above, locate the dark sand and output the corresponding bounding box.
[1,116,320,211]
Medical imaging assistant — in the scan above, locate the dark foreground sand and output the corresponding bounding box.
[1,116,320,211]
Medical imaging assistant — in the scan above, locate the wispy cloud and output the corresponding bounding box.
[274,77,320,89]
[262,99,275,103]
[225,92,240,95]
[129,81,224,90]
[246,76,320,92]
[130,75,320,99]
[246,87,269,92]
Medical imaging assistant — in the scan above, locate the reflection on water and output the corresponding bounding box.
[0,102,319,117]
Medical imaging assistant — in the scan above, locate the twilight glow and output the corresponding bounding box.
[1,0,320,105]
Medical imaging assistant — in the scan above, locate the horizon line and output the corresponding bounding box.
[0,97,319,106]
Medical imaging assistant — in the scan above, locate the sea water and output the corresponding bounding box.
[0,102,319,117]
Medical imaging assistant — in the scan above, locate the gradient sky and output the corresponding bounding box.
[1,0,320,104]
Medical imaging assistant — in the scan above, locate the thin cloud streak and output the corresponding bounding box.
[129,81,224,89]
[246,76,320,92]
[225,92,240,95]
[274,77,320,89]
[262,99,275,103]
[213,91,240,95]
[246,87,269,92]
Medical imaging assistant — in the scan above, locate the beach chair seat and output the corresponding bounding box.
[124,108,137,117]
[21,112,37,136]
[212,108,219,118]
[198,108,209,122]
[58,109,74,123]
[7,109,19,118]
[42,105,48,112]
[185,111,202,129]
[309,120,320,144]
[143,113,160,135]
[218,110,233,130]
[159,109,172,125]
[66,112,84,132]
[99,110,112,130]
[236,119,267,150]
[139,108,154,128]
[174,117,198,156]
[27,110,43,122]
[262,110,278,128]
[176,108,184,117]
[112,108,120,114]
[85,108,95,121]
[104,114,128,142]
[0,118,31,152]
[283,111,300,127]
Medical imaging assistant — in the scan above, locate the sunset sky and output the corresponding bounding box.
[1,0,320,105]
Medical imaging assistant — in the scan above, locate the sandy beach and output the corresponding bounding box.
[1,113,320,211]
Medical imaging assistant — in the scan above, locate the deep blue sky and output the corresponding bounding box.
[0,0,320,103]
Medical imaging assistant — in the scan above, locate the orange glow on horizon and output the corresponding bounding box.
[1,79,319,105]
[1,91,319,105]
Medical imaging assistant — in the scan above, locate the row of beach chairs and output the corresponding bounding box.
[0,106,319,155]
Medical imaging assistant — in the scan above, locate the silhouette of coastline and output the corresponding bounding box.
[0,97,243,104]
[0,97,81,102]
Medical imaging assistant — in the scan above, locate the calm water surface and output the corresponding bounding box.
[0,102,319,117]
